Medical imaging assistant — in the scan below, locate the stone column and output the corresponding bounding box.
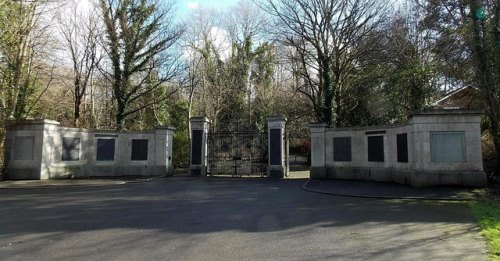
[309,123,327,178]
[267,116,287,178]
[189,117,210,176]
[154,126,176,176]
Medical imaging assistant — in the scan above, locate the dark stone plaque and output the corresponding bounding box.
[365,130,386,135]
[191,130,203,165]
[333,137,351,162]
[96,139,115,161]
[62,137,80,161]
[13,136,34,160]
[397,133,408,163]
[368,136,384,162]
[131,139,148,161]
[269,129,281,165]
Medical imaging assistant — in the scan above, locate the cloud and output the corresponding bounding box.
[187,2,200,10]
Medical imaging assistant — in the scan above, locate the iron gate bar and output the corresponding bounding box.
[207,130,268,176]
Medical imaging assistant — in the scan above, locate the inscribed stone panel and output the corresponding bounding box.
[431,132,466,162]
[397,133,408,163]
[96,139,115,161]
[191,130,203,165]
[333,137,351,162]
[62,137,80,161]
[368,136,384,162]
[131,139,148,161]
[270,129,282,165]
[13,136,34,160]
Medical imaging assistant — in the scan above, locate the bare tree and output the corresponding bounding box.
[98,0,184,130]
[59,1,102,127]
[259,0,387,127]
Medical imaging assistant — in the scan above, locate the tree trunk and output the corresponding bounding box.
[321,56,334,127]
[74,102,80,128]
[74,76,81,128]
[490,116,500,174]
[116,101,126,131]
[469,1,500,174]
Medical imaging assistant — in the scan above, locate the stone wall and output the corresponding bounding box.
[4,120,175,180]
[310,110,487,187]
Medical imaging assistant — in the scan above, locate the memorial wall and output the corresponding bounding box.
[4,120,175,180]
[310,110,487,187]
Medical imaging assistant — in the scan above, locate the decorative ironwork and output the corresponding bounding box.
[207,130,268,177]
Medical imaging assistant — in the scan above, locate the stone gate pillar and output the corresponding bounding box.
[267,116,287,178]
[189,117,210,176]
[309,123,327,178]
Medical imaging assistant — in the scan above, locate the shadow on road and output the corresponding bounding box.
[0,175,484,260]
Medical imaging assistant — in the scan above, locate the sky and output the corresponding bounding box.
[70,0,241,20]
[176,0,240,18]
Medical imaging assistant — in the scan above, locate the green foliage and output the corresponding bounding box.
[172,129,189,168]
[99,0,183,130]
[251,42,276,129]
[125,86,190,167]
[169,98,189,167]
[471,201,500,260]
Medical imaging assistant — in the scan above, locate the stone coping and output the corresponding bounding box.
[408,109,483,117]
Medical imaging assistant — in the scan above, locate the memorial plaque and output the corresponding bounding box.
[131,139,148,161]
[96,139,115,161]
[13,136,35,160]
[368,135,384,162]
[333,137,351,162]
[396,133,408,163]
[62,137,80,161]
[431,132,465,162]
[191,130,203,165]
[269,129,282,165]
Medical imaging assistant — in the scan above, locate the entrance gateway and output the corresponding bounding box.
[208,129,268,176]
[188,117,288,178]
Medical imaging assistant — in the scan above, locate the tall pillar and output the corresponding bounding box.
[154,126,176,176]
[267,116,287,178]
[309,123,327,178]
[189,117,210,176]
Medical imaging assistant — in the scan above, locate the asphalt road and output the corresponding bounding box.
[0,177,487,260]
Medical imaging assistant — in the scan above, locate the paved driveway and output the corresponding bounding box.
[0,177,487,260]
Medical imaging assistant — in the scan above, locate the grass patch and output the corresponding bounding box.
[471,201,500,260]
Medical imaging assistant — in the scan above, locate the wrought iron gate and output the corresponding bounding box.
[207,130,268,176]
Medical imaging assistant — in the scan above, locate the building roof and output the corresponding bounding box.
[433,86,480,109]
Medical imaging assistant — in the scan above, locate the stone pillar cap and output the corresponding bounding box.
[409,109,483,117]
[189,117,211,123]
[266,116,287,122]
[309,123,328,128]
[155,126,176,130]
